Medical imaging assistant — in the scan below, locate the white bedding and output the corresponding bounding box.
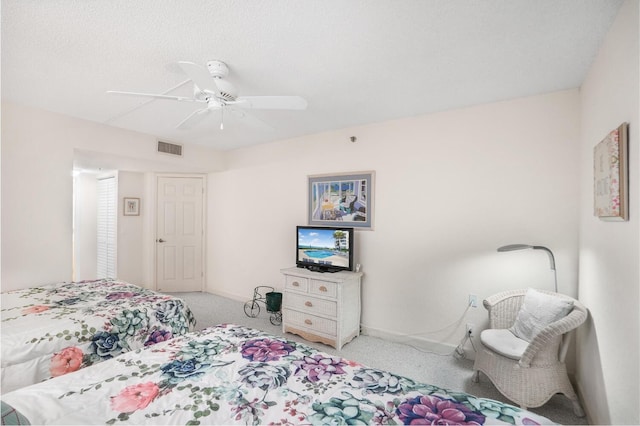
[0,324,555,425]
[1,279,195,393]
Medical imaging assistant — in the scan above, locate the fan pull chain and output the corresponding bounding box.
[220,108,224,130]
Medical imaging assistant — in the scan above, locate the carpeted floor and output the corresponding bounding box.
[169,291,587,425]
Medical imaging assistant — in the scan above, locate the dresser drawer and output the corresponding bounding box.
[284,292,337,317]
[310,280,337,298]
[283,309,337,336]
[285,275,309,292]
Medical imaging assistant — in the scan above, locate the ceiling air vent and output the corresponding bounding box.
[157,140,183,157]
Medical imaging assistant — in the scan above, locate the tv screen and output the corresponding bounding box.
[296,226,354,273]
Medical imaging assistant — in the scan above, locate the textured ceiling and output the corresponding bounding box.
[2,0,623,151]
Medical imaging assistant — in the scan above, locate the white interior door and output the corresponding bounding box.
[156,176,204,292]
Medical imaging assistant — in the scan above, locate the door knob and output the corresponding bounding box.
[157,238,166,243]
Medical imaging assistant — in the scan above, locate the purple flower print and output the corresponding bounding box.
[240,338,295,362]
[144,329,173,346]
[396,394,485,425]
[292,354,347,382]
[105,291,136,301]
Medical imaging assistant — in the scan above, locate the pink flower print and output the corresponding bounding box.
[21,305,50,315]
[110,382,160,413]
[49,346,84,377]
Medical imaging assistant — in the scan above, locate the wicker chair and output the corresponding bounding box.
[472,289,587,417]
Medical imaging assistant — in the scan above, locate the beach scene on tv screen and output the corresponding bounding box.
[298,228,349,268]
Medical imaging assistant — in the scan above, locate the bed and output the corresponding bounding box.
[1,278,196,393]
[0,324,554,425]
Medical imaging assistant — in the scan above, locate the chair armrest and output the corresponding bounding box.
[519,302,588,367]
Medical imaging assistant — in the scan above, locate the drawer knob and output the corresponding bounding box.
[305,301,313,307]
[319,285,328,292]
[305,319,312,325]
[292,281,300,287]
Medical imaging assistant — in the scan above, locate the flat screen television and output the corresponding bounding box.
[296,225,354,273]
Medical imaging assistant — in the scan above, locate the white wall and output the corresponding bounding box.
[73,172,98,280]
[577,1,639,424]
[207,90,581,352]
[2,104,74,287]
[117,171,145,285]
[1,102,225,291]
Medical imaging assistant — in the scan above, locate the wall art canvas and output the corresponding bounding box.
[308,171,374,229]
[594,123,628,221]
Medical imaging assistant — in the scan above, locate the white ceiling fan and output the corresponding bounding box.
[107,60,308,130]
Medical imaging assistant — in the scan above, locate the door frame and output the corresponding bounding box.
[153,173,207,291]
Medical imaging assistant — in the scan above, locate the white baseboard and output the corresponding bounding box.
[203,290,475,360]
[360,323,476,360]
[205,288,247,303]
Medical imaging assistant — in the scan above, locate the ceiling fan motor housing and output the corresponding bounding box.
[204,60,237,102]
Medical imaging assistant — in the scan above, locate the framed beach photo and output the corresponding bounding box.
[123,197,140,216]
[594,123,628,221]
[308,171,374,229]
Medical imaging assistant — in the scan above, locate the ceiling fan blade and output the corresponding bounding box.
[105,79,193,124]
[177,61,221,97]
[227,108,274,131]
[107,90,199,103]
[233,96,308,110]
[176,108,212,130]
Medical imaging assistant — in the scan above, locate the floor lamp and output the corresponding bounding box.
[497,244,558,293]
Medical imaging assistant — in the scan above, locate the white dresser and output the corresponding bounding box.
[280,267,363,350]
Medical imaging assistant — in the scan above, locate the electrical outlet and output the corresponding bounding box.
[468,294,477,308]
[466,323,475,337]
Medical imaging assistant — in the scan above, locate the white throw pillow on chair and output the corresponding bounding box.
[510,288,574,342]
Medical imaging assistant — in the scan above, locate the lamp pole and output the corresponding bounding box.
[497,244,557,293]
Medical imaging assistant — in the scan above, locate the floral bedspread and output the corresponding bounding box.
[1,279,195,393]
[0,324,554,425]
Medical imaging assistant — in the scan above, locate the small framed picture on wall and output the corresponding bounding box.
[123,197,140,216]
[594,123,628,221]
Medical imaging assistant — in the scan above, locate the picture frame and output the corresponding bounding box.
[594,123,628,221]
[308,171,374,229]
[123,197,140,216]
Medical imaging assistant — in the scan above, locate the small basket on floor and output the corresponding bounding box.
[243,286,282,326]
[265,291,282,325]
